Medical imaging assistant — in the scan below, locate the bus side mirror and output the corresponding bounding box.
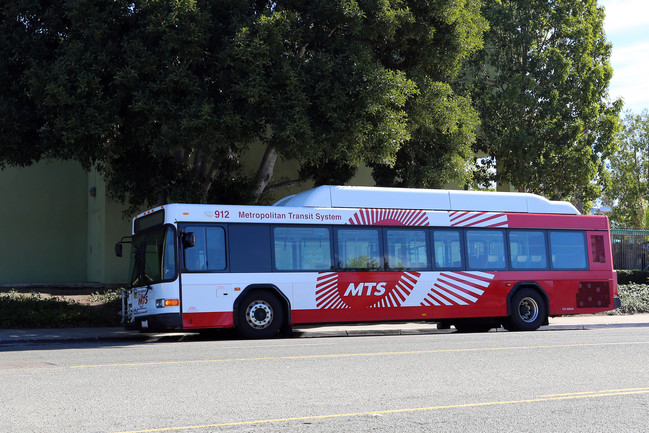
[115,243,123,257]
[182,232,195,249]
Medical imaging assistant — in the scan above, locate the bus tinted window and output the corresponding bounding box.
[509,231,547,270]
[550,231,587,269]
[274,227,332,271]
[230,224,271,272]
[385,229,428,270]
[466,230,506,270]
[184,226,226,271]
[432,230,463,269]
[337,228,382,270]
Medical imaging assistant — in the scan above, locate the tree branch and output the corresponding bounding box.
[265,176,313,195]
[252,145,279,202]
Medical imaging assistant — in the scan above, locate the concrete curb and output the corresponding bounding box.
[541,322,649,331]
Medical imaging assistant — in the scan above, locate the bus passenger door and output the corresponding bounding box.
[179,224,233,328]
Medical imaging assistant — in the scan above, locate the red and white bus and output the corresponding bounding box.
[116,185,620,337]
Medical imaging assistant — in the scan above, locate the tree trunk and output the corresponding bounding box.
[198,163,219,203]
[252,146,278,202]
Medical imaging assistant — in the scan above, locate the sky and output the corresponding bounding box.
[599,0,649,113]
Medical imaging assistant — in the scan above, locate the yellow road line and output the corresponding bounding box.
[112,388,649,433]
[69,341,649,369]
[540,387,649,397]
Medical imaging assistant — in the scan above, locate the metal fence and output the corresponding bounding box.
[611,229,649,270]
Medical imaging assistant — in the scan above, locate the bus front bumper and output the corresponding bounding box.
[125,313,182,332]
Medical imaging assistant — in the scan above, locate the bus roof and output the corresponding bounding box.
[272,185,580,215]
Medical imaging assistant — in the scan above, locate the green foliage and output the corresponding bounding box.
[616,270,649,285]
[1,0,487,210]
[460,0,621,205]
[603,111,649,228]
[0,291,121,328]
[371,0,487,188]
[615,284,649,315]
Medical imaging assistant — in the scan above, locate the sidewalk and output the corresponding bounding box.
[2,314,649,346]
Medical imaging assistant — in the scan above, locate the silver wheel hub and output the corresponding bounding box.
[519,297,539,323]
[246,300,273,329]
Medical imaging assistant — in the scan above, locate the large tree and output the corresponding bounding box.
[460,0,621,207]
[603,111,649,228]
[370,0,486,189]
[1,0,486,211]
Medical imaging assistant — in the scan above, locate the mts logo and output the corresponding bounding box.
[316,271,421,309]
[344,282,387,296]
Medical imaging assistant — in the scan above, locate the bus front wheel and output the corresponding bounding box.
[504,288,546,332]
[236,290,284,339]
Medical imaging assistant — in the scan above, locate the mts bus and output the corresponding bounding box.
[116,185,620,337]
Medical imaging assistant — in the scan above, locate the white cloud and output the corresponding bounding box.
[599,0,649,112]
[600,0,649,33]
[610,42,649,80]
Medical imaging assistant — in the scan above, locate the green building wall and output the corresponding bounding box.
[0,160,131,286]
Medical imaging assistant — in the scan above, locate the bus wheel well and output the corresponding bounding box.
[505,283,549,331]
[506,283,549,317]
[233,285,291,330]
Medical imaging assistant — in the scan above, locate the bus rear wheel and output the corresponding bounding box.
[236,290,284,339]
[504,288,546,332]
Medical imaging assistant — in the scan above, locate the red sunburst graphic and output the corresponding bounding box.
[348,209,429,226]
[420,271,494,307]
[449,211,508,228]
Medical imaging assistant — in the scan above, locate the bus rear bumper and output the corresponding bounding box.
[125,313,182,332]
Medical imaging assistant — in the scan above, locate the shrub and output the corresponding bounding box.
[0,291,121,328]
[615,284,649,315]
[616,270,649,285]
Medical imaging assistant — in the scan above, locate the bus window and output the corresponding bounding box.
[590,235,606,263]
[336,228,382,270]
[432,230,463,269]
[163,227,177,279]
[183,225,226,272]
[205,226,226,271]
[385,229,428,270]
[274,227,332,271]
[130,226,176,285]
[229,224,271,272]
[466,230,506,270]
[550,231,587,270]
[509,231,547,270]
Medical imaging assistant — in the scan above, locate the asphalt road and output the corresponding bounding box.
[2,328,649,432]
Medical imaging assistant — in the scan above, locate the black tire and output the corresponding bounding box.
[504,288,546,331]
[236,290,284,339]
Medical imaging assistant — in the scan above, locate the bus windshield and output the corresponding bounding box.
[129,226,176,286]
